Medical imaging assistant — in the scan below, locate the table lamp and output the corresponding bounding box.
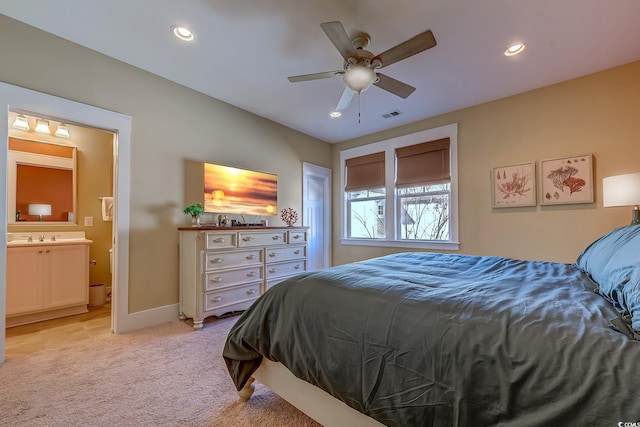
[28,203,52,222]
[603,173,640,225]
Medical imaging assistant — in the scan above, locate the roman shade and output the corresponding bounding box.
[396,138,450,186]
[344,152,385,192]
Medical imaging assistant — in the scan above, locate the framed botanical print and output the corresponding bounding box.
[540,154,593,205]
[491,161,536,208]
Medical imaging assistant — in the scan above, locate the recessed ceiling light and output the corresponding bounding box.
[330,111,342,118]
[171,25,194,41]
[504,43,525,56]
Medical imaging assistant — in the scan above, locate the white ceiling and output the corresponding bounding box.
[2,0,640,143]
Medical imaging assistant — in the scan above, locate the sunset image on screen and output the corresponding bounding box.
[203,163,277,216]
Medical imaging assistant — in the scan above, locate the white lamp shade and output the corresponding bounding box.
[343,65,376,93]
[603,173,640,207]
[28,204,52,216]
[12,114,30,130]
[55,123,70,138]
[35,119,51,134]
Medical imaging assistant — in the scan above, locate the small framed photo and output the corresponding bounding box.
[491,161,536,208]
[540,154,593,205]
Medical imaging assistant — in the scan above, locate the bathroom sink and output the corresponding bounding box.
[6,231,92,247]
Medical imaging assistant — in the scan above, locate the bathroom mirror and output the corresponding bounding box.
[7,137,77,225]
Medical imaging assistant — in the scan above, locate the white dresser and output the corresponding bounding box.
[178,227,307,329]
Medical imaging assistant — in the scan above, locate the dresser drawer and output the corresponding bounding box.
[204,249,262,271]
[204,282,261,312]
[287,229,307,244]
[266,260,306,279]
[266,245,306,263]
[238,231,287,247]
[205,266,263,290]
[205,232,237,249]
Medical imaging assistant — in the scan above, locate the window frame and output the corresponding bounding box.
[340,123,459,250]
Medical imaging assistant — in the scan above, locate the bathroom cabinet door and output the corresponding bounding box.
[44,244,89,309]
[6,247,44,315]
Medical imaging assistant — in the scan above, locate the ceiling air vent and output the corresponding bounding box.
[381,110,402,119]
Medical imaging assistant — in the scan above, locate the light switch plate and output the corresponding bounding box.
[84,216,93,226]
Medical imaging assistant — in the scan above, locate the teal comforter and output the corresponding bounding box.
[223,252,640,426]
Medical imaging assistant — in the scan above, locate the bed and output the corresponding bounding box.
[223,225,640,426]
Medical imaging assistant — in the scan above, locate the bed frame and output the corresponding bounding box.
[239,358,383,427]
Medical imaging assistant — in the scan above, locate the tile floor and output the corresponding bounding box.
[4,303,111,360]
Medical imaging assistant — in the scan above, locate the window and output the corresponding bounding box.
[340,123,459,250]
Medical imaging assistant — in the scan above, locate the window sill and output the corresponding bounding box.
[341,238,460,251]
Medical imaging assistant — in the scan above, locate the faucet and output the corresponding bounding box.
[51,234,61,242]
[39,234,45,242]
[22,235,33,242]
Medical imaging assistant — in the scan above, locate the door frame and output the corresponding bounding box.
[0,82,132,363]
[302,162,332,270]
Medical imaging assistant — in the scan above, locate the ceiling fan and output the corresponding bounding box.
[288,21,437,112]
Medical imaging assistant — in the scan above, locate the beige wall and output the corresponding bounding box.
[7,122,114,288]
[332,60,640,265]
[0,15,332,313]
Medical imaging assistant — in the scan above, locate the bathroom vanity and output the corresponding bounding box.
[5,231,91,327]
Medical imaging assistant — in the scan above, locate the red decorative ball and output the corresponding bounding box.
[280,208,298,227]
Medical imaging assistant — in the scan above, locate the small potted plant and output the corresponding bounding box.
[183,203,204,227]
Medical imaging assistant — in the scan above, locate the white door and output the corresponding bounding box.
[302,163,331,271]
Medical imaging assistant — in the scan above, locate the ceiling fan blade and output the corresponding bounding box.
[288,70,342,83]
[320,21,359,61]
[374,73,416,99]
[336,86,356,111]
[373,30,436,68]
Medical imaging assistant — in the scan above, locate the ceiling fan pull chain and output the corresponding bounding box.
[358,92,361,124]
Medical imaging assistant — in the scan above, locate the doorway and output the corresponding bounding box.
[302,162,332,270]
[1,82,132,364]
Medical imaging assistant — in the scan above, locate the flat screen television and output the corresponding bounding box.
[203,162,277,216]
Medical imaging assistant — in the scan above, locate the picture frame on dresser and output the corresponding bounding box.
[539,153,593,205]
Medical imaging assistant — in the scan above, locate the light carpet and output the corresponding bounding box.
[0,315,320,427]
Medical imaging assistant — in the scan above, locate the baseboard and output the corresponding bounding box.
[116,303,179,333]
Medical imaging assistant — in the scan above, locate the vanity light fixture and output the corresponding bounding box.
[55,123,70,138]
[35,118,51,134]
[504,43,525,56]
[171,25,194,41]
[12,114,30,131]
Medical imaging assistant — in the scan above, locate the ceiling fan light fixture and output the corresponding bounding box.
[504,43,525,56]
[12,114,30,131]
[171,25,194,41]
[330,111,342,118]
[343,65,376,93]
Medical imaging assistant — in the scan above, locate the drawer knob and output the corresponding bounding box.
[294,250,300,255]
[213,238,226,243]
[210,277,223,283]
[294,264,301,269]
[293,235,301,239]
[269,268,276,273]
[269,253,277,257]
[246,289,257,295]
[210,258,223,263]
[247,271,256,277]
[246,254,256,260]
[212,296,223,302]
[272,235,281,240]
[243,236,254,241]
